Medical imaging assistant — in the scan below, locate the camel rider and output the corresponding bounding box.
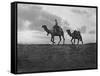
[53,19,60,33]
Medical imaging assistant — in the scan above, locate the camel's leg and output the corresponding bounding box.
[51,36,55,44]
[52,36,55,44]
[74,39,75,45]
[62,35,65,45]
[71,38,73,44]
[80,36,83,45]
[51,36,54,44]
[58,36,61,45]
[51,36,53,44]
[81,40,83,45]
[77,39,79,45]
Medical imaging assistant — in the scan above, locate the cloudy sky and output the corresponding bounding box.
[17,4,97,44]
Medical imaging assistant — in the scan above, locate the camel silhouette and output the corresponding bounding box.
[66,29,83,45]
[42,25,65,45]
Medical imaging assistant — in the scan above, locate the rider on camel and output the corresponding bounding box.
[53,19,60,33]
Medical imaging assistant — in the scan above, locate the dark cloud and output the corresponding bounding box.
[89,30,96,34]
[71,8,96,17]
[71,8,88,15]
[18,18,23,30]
[18,5,42,21]
[18,4,62,31]
[78,26,87,33]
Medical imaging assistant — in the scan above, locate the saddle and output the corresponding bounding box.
[73,30,80,36]
[53,25,62,33]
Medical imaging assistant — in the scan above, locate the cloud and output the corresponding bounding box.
[18,18,31,31]
[89,30,96,34]
[77,26,87,33]
[18,4,42,10]
[71,8,88,15]
[71,7,96,17]
[18,4,62,31]
[18,4,42,21]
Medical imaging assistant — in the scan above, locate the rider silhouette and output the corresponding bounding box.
[53,19,60,33]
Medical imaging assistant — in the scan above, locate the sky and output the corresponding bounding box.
[17,4,97,44]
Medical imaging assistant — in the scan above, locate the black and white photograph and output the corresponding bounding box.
[14,2,97,73]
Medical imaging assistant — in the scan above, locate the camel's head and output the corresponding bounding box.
[42,25,47,28]
[66,29,71,33]
[66,29,72,36]
[42,25,50,36]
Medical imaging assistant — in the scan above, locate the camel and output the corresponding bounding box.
[42,25,65,45]
[66,29,83,45]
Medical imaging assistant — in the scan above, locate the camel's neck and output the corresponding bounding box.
[67,31,72,37]
[43,27,50,34]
